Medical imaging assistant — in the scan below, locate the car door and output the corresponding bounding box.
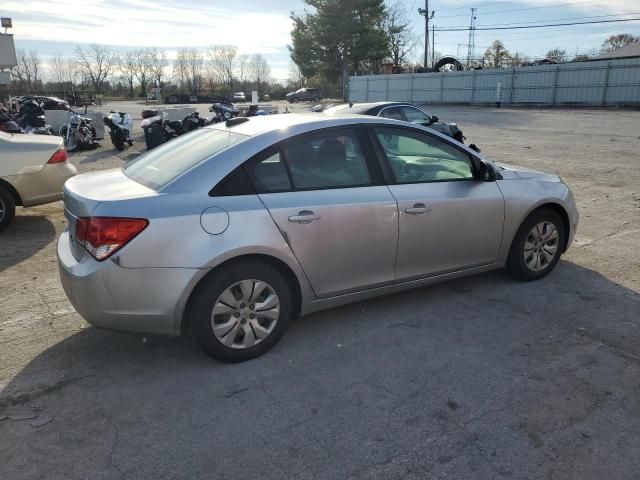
[370,125,504,281]
[246,127,399,298]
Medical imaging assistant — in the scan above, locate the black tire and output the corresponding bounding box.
[0,185,16,232]
[312,96,320,102]
[189,261,294,362]
[506,208,566,281]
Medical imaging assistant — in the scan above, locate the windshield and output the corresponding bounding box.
[123,128,247,190]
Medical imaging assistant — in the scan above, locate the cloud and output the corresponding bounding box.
[1,0,294,50]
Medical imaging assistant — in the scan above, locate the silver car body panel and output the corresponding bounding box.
[58,114,579,336]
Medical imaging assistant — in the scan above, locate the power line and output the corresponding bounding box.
[435,0,614,19]
[433,17,640,32]
[437,12,640,29]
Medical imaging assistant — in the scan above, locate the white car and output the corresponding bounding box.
[0,131,77,231]
[232,92,246,103]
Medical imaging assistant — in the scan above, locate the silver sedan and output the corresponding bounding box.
[58,114,578,362]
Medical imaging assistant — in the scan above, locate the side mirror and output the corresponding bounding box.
[475,161,496,182]
[430,115,439,123]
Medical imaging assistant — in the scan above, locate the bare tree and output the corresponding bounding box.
[75,44,119,95]
[235,54,250,90]
[546,48,567,63]
[148,48,169,86]
[49,53,68,85]
[384,2,419,68]
[12,49,41,90]
[483,40,511,69]
[174,48,204,94]
[601,33,640,52]
[207,45,238,92]
[288,61,305,88]
[132,49,152,95]
[119,51,137,97]
[249,54,271,94]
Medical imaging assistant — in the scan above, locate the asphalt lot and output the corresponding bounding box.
[1,102,639,479]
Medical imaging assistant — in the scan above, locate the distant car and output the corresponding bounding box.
[323,102,465,143]
[0,131,76,231]
[286,87,322,103]
[58,114,578,362]
[232,92,246,103]
[12,95,70,111]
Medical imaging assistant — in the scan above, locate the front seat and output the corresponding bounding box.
[316,139,356,186]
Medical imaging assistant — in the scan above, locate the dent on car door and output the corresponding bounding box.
[371,126,504,281]
[247,128,398,298]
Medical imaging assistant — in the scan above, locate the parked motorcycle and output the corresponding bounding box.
[209,102,239,123]
[181,111,213,132]
[11,99,56,135]
[141,109,185,150]
[0,107,21,133]
[103,111,134,151]
[59,108,98,151]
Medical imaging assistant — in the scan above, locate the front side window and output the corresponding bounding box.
[374,127,474,183]
[401,106,431,124]
[282,128,371,190]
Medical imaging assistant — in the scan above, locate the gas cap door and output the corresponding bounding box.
[200,206,229,235]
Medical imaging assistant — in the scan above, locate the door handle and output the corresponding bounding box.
[288,210,321,223]
[404,203,430,215]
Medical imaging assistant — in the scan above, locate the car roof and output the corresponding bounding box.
[324,101,421,115]
[208,113,400,137]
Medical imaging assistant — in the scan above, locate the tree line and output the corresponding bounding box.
[481,33,640,69]
[10,44,277,98]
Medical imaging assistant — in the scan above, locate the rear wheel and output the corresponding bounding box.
[507,208,566,281]
[0,186,16,232]
[189,261,294,362]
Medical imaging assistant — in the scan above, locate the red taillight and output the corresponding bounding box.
[75,217,149,261]
[47,148,68,164]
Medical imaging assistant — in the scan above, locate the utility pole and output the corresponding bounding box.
[466,8,477,67]
[418,1,434,69]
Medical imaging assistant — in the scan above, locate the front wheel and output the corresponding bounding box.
[506,208,566,281]
[189,261,294,362]
[0,185,16,232]
[59,126,78,151]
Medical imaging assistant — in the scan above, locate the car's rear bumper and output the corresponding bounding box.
[7,162,76,207]
[57,230,206,336]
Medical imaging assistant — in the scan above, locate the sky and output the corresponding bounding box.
[1,0,639,82]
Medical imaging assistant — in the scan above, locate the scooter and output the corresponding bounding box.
[0,107,22,133]
[103,111,134,151]
[181,111,213,132]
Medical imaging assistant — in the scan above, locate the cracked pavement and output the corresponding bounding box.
[1,104,639,479]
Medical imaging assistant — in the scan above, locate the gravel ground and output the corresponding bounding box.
[1,103,639,479]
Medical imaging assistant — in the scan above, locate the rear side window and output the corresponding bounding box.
[282,128,371,190]
[123,129,247,190]
[247,151,292,193]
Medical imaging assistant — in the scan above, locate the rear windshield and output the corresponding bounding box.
[324,104,368,115]
[123,128,247,190]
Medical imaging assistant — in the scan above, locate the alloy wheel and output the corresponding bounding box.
[210,279,280,349]
[524,221,559,272]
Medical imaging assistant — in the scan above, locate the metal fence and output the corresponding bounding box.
[348,58,640,106]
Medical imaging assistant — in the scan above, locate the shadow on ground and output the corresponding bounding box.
[0,214,56,272]
[1,262,639,479]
